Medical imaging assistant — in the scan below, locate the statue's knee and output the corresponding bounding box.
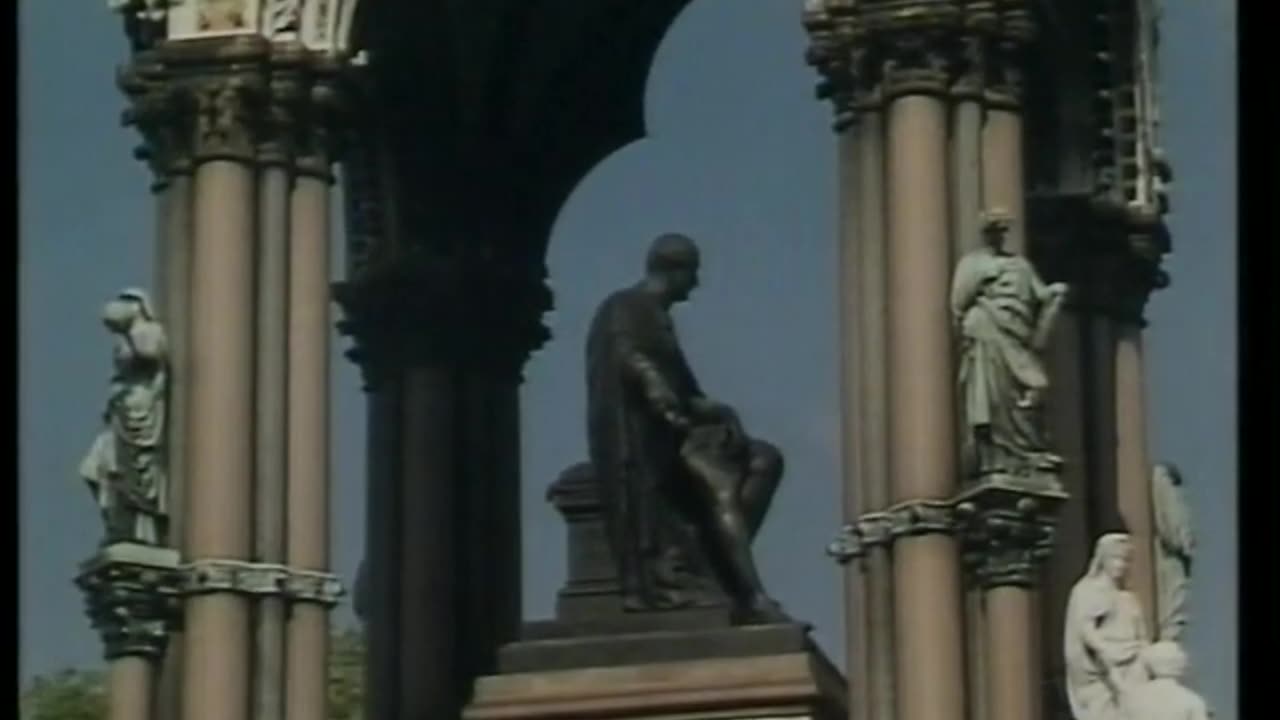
[749,441,784,480]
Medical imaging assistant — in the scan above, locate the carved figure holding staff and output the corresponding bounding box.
[951,208,1068,484]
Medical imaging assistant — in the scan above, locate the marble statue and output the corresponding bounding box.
[78,288,170,546]
[951,208,1069,485]
[1151,463,1194,643]
[1125,642,1211,720]
[1064,533,1151,720]
[585,233,786,622]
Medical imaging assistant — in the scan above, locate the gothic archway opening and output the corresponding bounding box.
[520,0,846,666]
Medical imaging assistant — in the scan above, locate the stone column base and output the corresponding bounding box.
[464,646,845,720]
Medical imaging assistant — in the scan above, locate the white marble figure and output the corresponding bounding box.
[1125,642,1211,720]
[951,208,1069,482]
[78,288,170,546]
[1064,533,1151,720]
[1151,463,1194,643]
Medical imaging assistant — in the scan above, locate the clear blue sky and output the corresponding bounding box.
[20,0,1235,716]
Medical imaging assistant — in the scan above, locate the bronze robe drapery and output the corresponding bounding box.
[586,285,708,607]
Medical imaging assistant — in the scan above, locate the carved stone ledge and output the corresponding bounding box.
[954,481,1067,588]
[75,543,184,660]
[181,558,346,606]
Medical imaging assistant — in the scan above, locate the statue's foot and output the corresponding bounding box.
[734,594,790,625]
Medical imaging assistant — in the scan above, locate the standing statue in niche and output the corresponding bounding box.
[1151,462,1194,643]
[78,288,170,546]
[1063,533,1151,720]
[951,208,1069,485]
[1126,642,1212,720]
[585,233,786,623]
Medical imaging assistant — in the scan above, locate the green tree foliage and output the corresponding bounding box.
[328,625,366,720]
[20,668,107,720]
[21,626,367,720]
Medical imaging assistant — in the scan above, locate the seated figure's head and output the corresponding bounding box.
[1142,641,1190,680]
[646,233,701,303]
[1088,532,1133,585]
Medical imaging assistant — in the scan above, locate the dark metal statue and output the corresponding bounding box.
[585,233,786,622]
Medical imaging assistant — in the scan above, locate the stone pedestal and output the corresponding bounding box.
[76,543,183,720]
[465,466,846,720]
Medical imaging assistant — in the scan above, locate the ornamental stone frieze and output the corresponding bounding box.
[109,0,362,56]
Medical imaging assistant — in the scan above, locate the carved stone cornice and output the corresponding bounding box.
[333,250,553,389]
[75,543,183,660]
[954,482,1066,589]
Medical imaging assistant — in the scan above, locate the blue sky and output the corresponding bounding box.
[20,0,1235,716]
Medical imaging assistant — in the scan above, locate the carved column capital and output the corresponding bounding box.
[75,543,184,661]
[828,499,962,564]
[803,0,863,130]
[949,33,986,101]
[954,483,1067,589]
[258,63,308,167]
[293,71,349,179]
[333,250,552,389]
[184,72,266,163]
[119,57,194,183]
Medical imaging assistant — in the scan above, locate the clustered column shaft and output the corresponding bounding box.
[806,4,1061,720]
[120,37,350,720]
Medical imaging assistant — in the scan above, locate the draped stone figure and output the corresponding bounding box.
[585,233,786,622]
[78,288,170,546]
[1064,533,1151,720]
[1126,642,1212,720]
[1151,462,1194,643]
[951,209,1069,485]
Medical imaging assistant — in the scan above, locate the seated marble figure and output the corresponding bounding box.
[584,233,786,623]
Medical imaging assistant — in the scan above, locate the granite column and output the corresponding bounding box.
[882,41,967,720]
[253,67,296,720]
[284,71,342,720]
